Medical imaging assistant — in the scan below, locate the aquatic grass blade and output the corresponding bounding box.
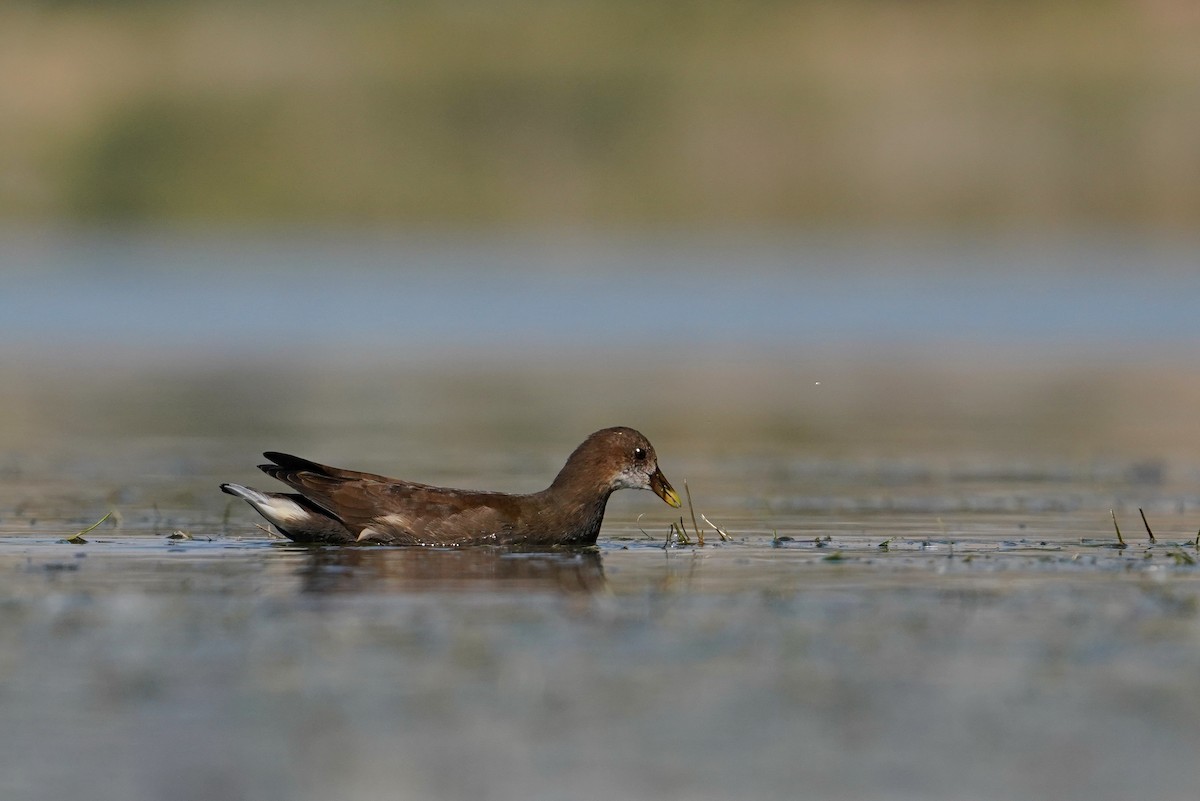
[63,511,113,544]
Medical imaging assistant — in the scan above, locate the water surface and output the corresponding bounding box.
[3,232,1200,800]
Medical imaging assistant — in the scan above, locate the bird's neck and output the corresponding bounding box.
[538,476,614,546]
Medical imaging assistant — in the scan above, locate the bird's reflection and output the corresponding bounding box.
[291,546,606,594]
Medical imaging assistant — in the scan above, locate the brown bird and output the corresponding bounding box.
[220,427,681,547]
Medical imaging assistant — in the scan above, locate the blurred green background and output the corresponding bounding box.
[4,0,1198,229]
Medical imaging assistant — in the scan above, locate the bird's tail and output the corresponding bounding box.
[220,482,271,505]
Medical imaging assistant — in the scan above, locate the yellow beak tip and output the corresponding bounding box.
[663,489,683,508]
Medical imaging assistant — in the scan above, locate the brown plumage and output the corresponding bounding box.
[220,427,681,547]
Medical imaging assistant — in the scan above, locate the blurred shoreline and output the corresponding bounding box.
[3,0,1198,229]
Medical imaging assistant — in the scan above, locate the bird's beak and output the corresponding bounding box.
[650,467,682,508]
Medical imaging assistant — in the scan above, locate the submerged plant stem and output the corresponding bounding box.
[1139,508,1156,543]
[684,481,702,546]
[1110,509,1127,548]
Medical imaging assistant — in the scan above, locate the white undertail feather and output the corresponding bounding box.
[357,528,380,542]
[221,483,269,504]
[221,483,309,526]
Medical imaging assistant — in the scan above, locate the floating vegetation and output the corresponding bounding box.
[1113,508,1199,555]
[636,514,654,540]
[700,514,733,543]
[661,481,734,548]
[1081,538,1131,549]
[165,529,213,542]
[997,540,1062,552]
[668,519,692,547]
[61,511,113,544]
[1167,550,1196,567]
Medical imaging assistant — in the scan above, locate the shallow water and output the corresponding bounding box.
[5,232,1200,800]
[5,358,1200,801]
[4,529,1200,801]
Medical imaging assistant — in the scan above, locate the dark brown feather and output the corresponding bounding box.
[225,427,677,547]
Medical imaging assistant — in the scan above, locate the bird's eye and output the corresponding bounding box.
[633,447,648,462]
